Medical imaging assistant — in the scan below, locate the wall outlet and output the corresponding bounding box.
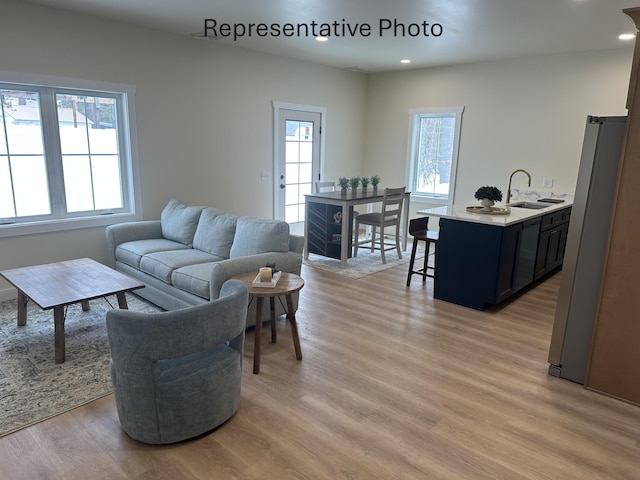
[543,178,554,188]
[261,171,271,181]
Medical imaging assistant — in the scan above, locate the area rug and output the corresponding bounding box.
[0,293,159,437]
[304,242,429,279]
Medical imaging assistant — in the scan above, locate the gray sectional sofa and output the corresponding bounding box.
[105,199,304,326]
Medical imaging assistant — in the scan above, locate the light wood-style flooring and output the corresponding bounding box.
[1,262,639,479]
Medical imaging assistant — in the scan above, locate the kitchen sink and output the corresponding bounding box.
[508,201,549,210]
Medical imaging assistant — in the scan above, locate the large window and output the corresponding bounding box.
[406,106,464,205]
[0,73,140,237]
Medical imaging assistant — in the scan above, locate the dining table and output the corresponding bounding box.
[304,188,411,268]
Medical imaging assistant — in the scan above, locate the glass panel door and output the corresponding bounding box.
[275,108,321,224]
[284,119,314,223]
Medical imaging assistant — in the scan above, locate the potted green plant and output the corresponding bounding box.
[370,175,381,189]
[337,176,350,192]
[474,185,503,211]
[349,177,360,190]
[360,176,370,189]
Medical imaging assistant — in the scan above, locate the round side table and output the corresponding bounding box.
[232,271,304,374]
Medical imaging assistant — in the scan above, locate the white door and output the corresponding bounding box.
[273,103,325,225]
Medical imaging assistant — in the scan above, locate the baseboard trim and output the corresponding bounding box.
[0,287,16,302]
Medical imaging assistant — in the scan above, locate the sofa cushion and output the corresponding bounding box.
[192,210,237,259]
[229,217,290,258]
[161,199,204,246]
[171,262,217,300]
[140,249,222,283]
[116,239,189,269]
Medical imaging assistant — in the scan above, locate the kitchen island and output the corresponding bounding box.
[419,199,572,310]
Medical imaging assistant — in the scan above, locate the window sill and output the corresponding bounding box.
[0,212,142,238]
[411,195,451,206]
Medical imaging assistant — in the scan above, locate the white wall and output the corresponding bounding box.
[364,48,632,218]
[0,0,367,295]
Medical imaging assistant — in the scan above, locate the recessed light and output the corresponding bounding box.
[315,36,329,42]
[400,59,411,64]
[619,33,636,41]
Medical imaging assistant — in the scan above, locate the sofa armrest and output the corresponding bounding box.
[289,234,304,254]
[105,220,163,268]
[209,250,302,300]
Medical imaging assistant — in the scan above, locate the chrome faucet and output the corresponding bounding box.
[506,169,531,204]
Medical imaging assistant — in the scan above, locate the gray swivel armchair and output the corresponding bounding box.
[106,279,248,444]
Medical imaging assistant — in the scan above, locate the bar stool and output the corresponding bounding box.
[354,187,406,264]
[406,216,438,286]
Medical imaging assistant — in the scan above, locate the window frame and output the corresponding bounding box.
[405,106,464,206]
[0,71,141,238]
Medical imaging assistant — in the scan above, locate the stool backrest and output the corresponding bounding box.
[381,187,405,223]
[314,181,336,193]
[409,217,429,236]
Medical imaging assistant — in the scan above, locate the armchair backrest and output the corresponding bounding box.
[107,279,248,364]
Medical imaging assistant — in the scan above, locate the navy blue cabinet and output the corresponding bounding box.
[434,209,569,310]
[434,219,523,310]
[306,201,354,260]
[534,207,571,280]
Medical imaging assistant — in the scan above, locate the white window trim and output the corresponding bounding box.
[0,71,142,238]
[405,106,464,206]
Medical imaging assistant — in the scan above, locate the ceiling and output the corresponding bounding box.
[21,0,640,72]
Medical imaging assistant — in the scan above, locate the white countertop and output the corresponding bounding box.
[417,199,573,227]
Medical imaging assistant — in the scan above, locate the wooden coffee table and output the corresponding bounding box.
[232,271,304,374]
[0,258,144,364]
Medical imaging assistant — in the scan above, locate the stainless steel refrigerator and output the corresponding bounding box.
[548,115,627,384]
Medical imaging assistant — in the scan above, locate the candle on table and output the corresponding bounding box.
[259,267,272,282]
